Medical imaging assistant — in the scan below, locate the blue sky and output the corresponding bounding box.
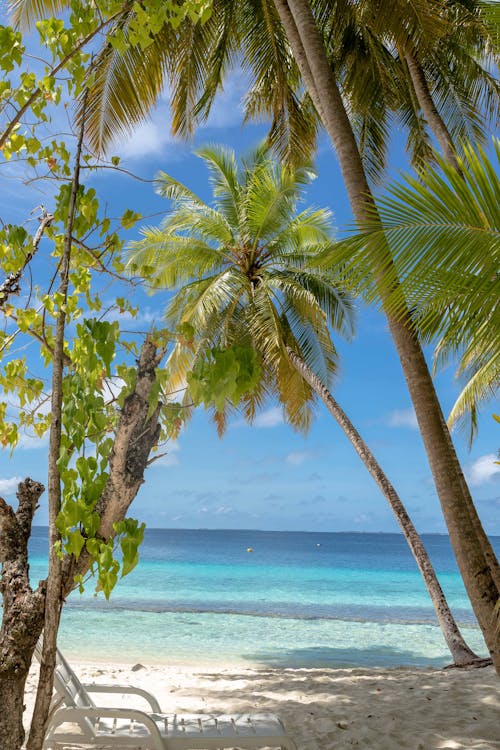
[1,64,499,535]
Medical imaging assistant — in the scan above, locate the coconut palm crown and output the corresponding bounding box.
[127,144,354,431]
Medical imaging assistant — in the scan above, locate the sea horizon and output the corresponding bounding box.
[32,525,466,535]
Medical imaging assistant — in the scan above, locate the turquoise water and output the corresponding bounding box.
[26,528,497,668]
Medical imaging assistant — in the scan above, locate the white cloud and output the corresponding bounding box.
[0,476,23,495]
[466,454,500,487]
[16,431,50,450]
[254,407,284,428]
[109,98,190,163]
[286,450,311,466]
[107,68,250,163]
[387,407,419,430]
[202,69,247,129]
[102,307,159,328]
[113,119,173,160]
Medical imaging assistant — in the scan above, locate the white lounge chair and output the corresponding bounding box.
[35,643,297,749]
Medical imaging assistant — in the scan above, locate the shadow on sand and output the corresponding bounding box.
[242,644,449,669]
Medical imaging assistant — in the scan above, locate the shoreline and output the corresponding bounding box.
[54,609,490,670]
[25,659,500,749]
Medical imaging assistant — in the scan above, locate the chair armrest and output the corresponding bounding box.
[48,706,164,750]
[83,683,162,712]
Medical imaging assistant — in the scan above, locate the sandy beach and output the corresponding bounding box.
[25,659,499,749]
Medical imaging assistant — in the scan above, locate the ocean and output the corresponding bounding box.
[27,528,497,669]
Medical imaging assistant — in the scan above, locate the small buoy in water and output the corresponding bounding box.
[316,543,321,547]
[246,547,253,553]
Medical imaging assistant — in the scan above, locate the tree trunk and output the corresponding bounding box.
[0,334,163,750]
[287,347,486,667]
[61,336,164,595]
[402,53,500,595]
[0,337,163,750]
[273,0,500,672]
[403,50,461,171]
[0,479,46,750]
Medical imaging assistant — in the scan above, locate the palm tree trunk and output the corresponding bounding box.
[286,347,487,667]
[273,0,500,671]
[403,50,461,171]
[401,52,500,594]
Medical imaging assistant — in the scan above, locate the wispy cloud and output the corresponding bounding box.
[201,69,247,129]
[286,450,312,466]
[387,407,418,430]
[102,306,160,329]
[236,472,278,485]
[109,99,189,163]
[110,67,248,163]
[253,407,284,428]
[466,454,500,487]
[112,119,172,160]
[0,476,23,495]
[149,440,180,467]
[16,431,50,450]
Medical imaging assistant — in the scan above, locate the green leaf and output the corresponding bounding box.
[114,518,146,577]
[121,209,142,229]
[64,528,86,559]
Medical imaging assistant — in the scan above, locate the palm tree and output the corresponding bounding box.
[12,0,500,667]
[334,140,500,445]
[307,0,499,177]
[127,143,483,666]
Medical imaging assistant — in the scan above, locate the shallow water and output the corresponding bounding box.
[28,528,497,668]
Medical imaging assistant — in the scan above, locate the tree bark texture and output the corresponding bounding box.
[0,479,46,750]
[287,347,486,667]
[273,0,500,672]
[0,211,54,311]
[0,341,163,750]
[62,336,163,595]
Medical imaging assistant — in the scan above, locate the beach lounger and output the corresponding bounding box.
[35,643,297,750]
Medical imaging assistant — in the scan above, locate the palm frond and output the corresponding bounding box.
[76,10,173,154]
[195,144,242,226]
[9,0,67,27]
[127,229,227,288]
[129,145,354,435]
[448,350,500,444]
[330,140,500,433]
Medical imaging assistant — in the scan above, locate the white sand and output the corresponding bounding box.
[24,660,499,749]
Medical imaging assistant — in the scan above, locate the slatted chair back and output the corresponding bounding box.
[35,639,95,710]
[35,640,99,746]
[54,647,96,710]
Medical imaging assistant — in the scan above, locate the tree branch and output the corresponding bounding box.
[0,3,132,150]
[0,479,44,566]
[0,212,53,311]
[62,335,164,596]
